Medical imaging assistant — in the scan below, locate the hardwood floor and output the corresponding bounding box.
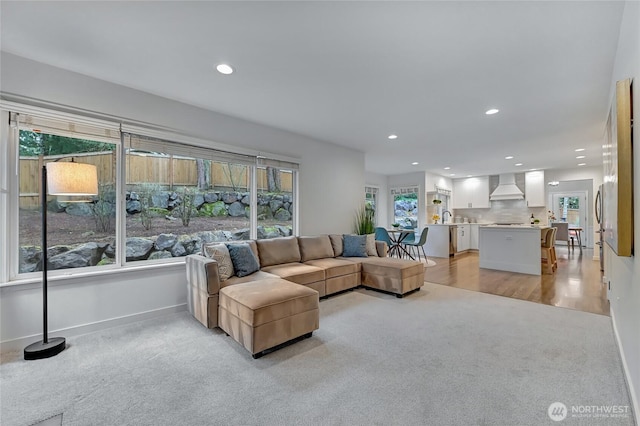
[425,246,610,316]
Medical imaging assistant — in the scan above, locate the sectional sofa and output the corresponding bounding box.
[186,234,425,357]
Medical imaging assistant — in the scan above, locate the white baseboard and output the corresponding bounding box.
[0,304,187,354]
[610,308,639,421]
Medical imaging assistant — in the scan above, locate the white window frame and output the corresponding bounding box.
[1,102,300,283]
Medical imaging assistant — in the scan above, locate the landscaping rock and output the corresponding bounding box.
[48,242,105,270]
[178,235,201,256]
[126,200,142,214]
[47,245,71,258]
[274,208,291,221]
[148,251,173,260]
[257,205,273,220]
[221,192,238,204]
[104,244,115,258]
[47,199,67,213]
[228,201,246,217]
[200,201,227,217]
[65,202,93,217]
[231,228,250,240]
[19,246,42,273]
[128,192,140,201]
[257,226,280,239]
[204,192,218,203]
[126,237,154,261]
[269,199,284,212]
[150,192,170,209]
[193,194,205,209]
[275,225,292,237]
[155,233,178,251]
[170,243,186,257]
[241,195,250,205]
[258,194,271,206]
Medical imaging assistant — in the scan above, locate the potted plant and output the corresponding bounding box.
[432,199,442,205]
[353,205,375,235]
[432,214,440,224]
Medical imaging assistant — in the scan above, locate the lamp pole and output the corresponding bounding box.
[24,165,66,360]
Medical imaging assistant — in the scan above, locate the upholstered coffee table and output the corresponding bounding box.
[218,278,319,358]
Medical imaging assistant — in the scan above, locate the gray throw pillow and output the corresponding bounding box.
[226,243,260,277]
[342,234,368,257]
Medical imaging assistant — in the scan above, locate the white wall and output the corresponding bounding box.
[365,171,388,227]
[604,0,639,415]
[0,53,365,351]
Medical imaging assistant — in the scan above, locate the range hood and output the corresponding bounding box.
[489,173,524,201]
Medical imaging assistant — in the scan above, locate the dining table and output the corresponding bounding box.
[386,228,416,260]
[569,226,583,251]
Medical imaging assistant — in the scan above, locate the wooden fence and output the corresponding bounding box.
[19,152,293,209]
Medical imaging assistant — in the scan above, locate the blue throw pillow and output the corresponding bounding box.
[226,243,260,277]
[342,234,368,257]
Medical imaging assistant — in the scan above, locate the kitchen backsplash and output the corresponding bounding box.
[453,199,548,224]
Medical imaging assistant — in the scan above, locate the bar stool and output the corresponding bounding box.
[541,227,558,274]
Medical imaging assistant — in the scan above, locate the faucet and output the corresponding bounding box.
[442,210,452,223]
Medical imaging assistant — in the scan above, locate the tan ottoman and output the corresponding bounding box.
[218,278,319,358]
[360,258,425,298]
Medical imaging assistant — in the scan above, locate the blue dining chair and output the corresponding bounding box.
[404,227,429,261]
[374,227,396,257]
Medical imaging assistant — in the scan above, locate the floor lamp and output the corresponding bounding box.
[24,160,98,361]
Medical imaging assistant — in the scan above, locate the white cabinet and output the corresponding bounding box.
[525,171,545,207]
[469,224,479,250]
[452,177,490,209]
[457,225,470,252]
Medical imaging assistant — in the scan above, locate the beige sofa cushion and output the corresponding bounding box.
[365,234,377,256]
[329,234,343,256]
[222,270,280,288]
[304,258,359,278]
[298,235,335,262]
[219,279,319,327]
[261,263,325,285]
[256,236,301,267]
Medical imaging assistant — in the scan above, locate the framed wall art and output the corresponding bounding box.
[603,78,633,257]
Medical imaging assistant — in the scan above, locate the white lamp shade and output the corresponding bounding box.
[46,162,98,196]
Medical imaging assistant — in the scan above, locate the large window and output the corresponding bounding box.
[7,111,299,278]
[392,187,419,228]
[365,186,378,225]
[257,166,294,239]
[124,149,252,263]
[17,126,118,273]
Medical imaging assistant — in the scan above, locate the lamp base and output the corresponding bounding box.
[24,337,66,360]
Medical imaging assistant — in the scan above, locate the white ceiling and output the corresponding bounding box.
[0,1,625,177]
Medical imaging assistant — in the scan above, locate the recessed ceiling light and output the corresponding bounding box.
[578,163,587,166]
[388,134,398,140]
[449,173,456,176]
[485,108,499,115]
[529,168,537,171]
[576,155,586,159]
[505,156,514,160]
[216,64,234,75]
[515,163,523,166]
[444,167,451,170]
[411,162,419,165]
[467,175,473,178]
[575,148,585,152]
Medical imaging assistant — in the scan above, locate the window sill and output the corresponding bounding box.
[0,259,187,289]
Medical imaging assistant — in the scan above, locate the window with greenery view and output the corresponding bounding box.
[256,167,294,239]
[18,130,117,273]
[124,150,252,262]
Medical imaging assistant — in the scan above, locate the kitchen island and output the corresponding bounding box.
[478,225,542,275]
